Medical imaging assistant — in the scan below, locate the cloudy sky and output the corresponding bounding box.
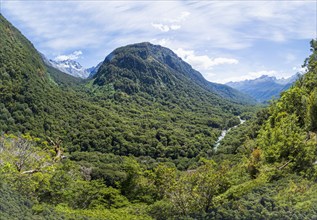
[1,0,316,83]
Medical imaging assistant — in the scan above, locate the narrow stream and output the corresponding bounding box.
[214,116,246,151]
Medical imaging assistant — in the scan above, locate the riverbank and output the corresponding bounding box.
[214,116,246,151]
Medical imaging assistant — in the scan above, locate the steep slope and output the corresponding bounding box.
[45,64,84,87]
[93,42,255,104]
[226,74,299,102]
[0,14,56,134]
[0,14,98,139]
[206,40,317,219]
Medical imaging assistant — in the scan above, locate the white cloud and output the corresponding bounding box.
[271,32,286,42]
[167,11,190,23]
[151,23,181,32]
[174,48,239,82]
[150,38,170,46]
[292,66,307,73]
[225,70,293,82]
[170,25,181,30]
[1,0,315,80]
[248,70,280,78]
[151,11,189,32]
[152,23,170,32]
[54,50,83,61]
[3,1,315,53]
[175,48,239,70]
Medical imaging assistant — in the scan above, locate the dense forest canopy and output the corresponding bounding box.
[1,14,317,219]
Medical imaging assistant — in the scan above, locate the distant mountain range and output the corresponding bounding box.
[226,74,301,103]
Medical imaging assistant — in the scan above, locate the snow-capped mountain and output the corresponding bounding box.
[49,59,90,79]
[40,53,102,79]
[226,74,301,103]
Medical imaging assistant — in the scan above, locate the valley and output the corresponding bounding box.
[214,116,246,151]
[1,11,317,220]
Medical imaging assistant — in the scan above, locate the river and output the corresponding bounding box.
[214,116,246,151]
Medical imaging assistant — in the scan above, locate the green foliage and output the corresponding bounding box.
[2,14,317,220]
[53,203,152,220]
[0,134,56,199]
[0,135,151,219]
[252,39,317,176]
[307,88,317,131]
[201,39,317,219]
[209,175,317,220]
[0,182,35,220]
[149,160,233,217]
[257,113,316,173]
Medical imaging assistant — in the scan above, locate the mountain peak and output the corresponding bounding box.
[45,58,90,79]
[106,42,175,62]
[92,42,255,104]
[226,74,300,102]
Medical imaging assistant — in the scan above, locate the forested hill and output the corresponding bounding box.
[0,14,60,133]
[0,14,254,160]
[212,39,317,219]
[93,42,255,104]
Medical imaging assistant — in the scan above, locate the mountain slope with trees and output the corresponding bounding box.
[1,14,317,219]
[93,42,255,104]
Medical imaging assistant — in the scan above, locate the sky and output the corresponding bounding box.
[0,0,316,83]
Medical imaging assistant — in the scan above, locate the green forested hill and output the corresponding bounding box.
[1,13,317,219]
[212,40,317,219]
[93,42,255,104]
[0,14,254,160]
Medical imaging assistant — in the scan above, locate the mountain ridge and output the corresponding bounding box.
[45,58,90,78]
[226,74,300,102]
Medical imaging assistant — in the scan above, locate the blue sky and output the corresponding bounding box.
[1,0,316,83]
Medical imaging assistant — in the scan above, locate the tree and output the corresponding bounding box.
[257,113,316,173]
[0,134,55,174]
[193,159,231,212]
[307,88,317,131]
[0,134,56,197]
